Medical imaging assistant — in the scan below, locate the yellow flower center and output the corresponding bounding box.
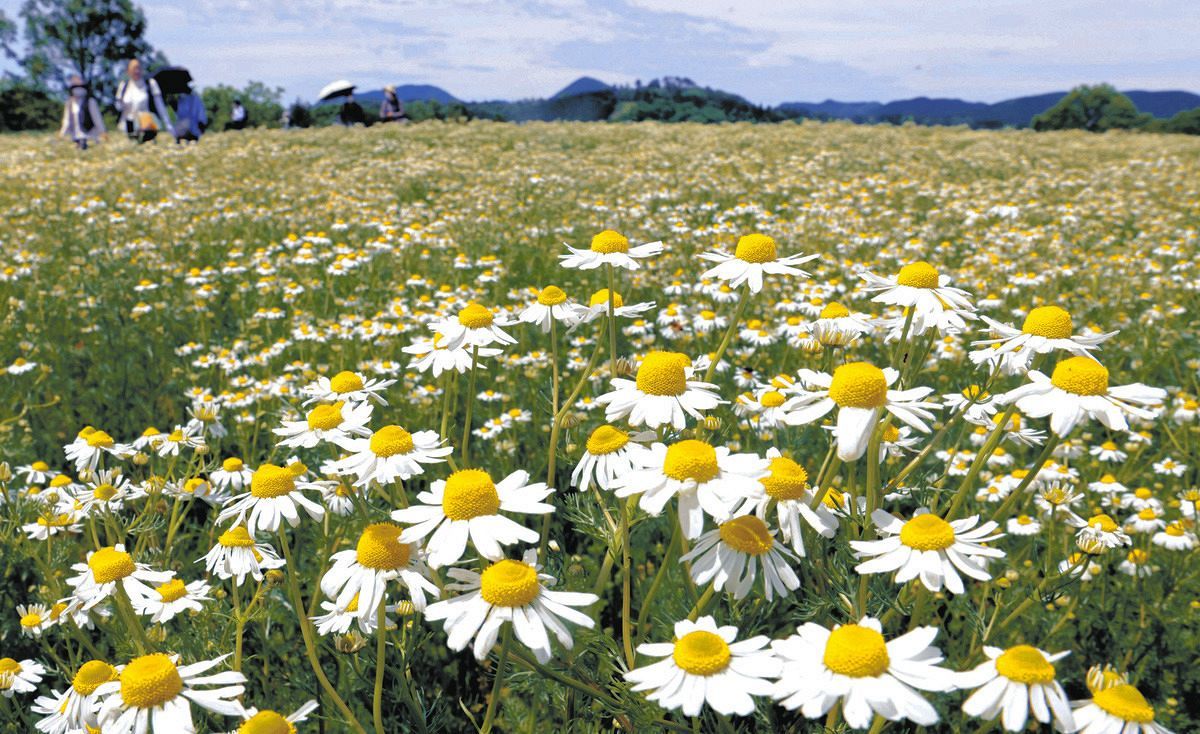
[250,464,296,498]
[823,624,890,678]
[760,391,786,408]
[672,630,731,675]
[239,710,296,734]
[356,523,411,570]
[819,302,850,319]
[219,526,256,548]
[37,513,73,527]
[1134,487,1152,499]
[20,613,41,628]
[442,469,501,521]
[88,547,136,583]
[479,559,540,607]
[72,660,117,695]
[896,261,940,288]
[882,424,901,442]
[306,402,345,430]
[590,229,629,254]
[50,475,73,488]
[1127,548,1149,564]
[635,351,690,396]
[119,654,183,709]
[828,361,889,409]
[995,645,1056,684]
[662,440,720,484]
[0,658,21,676]
[538,285,567,306]
[1022,306,1074,339]
[167,429,184,442]
[586,425,630,455]
[718,515,774,556]
[458,302,495,328]
[31,461,49,472]
[589,289,625,309]
[1093,684,1155,723]
[329,371,364,393]
[93,483,118,501]
[733,233,778,263]
[369,425,416,457]
[1165,522,1185,537]
[1050,357,1109,396]
[899,514,956,551]
[1086,514,1119,533]
[1137,508,1157,521]
[155,578,189,603]
[761,456,809,501]
[222,457,245,472]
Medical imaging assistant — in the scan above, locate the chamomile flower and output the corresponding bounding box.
[17,603,52,637]
[16,460,55,485]
[319,523,440,617]
[1152,522,1196,551]
[735,448,838,556]
[974,306,1116,366]
[851,509,1005,594]
[625,616,780,716]
[1001,356,1166,436]
[199,525,285,585]
[210,458,253,493]
[1006,514,1042,535]
[518,285,580,331]
[302,370,396,406]
[391,469,552,568]
[959,645,1073,732]
[32,659,117,734]
[810,302,873,348]
[217,463,326,535]
[424,549,598,663]
[155,425,206,457]
[431,302,517,351]
[681,515,800,600]
[0,656,45,697]
[596,351,724,431]
[568,288,656,325]
[1072,681,1175,734]
[273,400,373,449]
[613,439,767,539]
[329,425,452,487]
[698,233,818,293]
[1072,513,1132,552]
[559,229,663,271]
[76,469,143,514]
[569,425,653,492]
[228,700,318,734]
[64,427,133,473]
[131,577,212,624]
[859,261,975,328]
[403,333,502,377]
[784,362,940,461]
[771,616,955,729]
[64,544,173,611]
[95,653,246,733]
[22,511,82,540]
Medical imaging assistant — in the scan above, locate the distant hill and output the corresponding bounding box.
[552,76,611,99]
[782,89,1200,127]
[321,84,459,106]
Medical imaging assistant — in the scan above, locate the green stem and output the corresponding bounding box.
[373,599,388,734]
[703,285,751,383]
[606,264,619,381]
[619,497,635,668]
[989,434,1062,523]
[480,628,513,734]
[687,583,717,621]
[460,346,480,465]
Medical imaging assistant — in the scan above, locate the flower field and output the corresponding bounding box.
[0,120,1198,733]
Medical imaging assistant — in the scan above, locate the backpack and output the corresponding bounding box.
[79,97,96,132]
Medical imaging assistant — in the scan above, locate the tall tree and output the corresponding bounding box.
[20,0,166,103]
[1032,84,1150,132]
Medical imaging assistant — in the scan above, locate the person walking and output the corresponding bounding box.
[226,99,248,130]
[379,85,408,123]
[115,59,174,142]
[58,75,106,149]
[339,94,365,126]
[173,83,208,143]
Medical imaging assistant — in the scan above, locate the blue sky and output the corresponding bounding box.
[2,0,1198,103]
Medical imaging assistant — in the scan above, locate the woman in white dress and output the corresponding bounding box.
[59,75,106,150]
[115,58,174,142]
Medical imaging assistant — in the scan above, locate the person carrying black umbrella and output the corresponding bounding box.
[174,82,208,143]
[339,94,365,126]
[58,74,106,149]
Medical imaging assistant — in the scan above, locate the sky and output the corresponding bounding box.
[2,0,1198,104]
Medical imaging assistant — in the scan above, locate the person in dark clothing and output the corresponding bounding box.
[339,94,365,126]
[379,85,408,123]
[225,99,247,130]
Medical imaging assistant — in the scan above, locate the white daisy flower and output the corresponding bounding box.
[95,653,246,733]
[734,448,838,556]
[76,468,145,515]
[199,525,286,586]
[319,523,440,618]
[958,645,1073,732]
[431,302,517,351]
[22,511,82,541]
[31,659,118,734]
[858,261,975,329]
[851,509,1005,594]
[217,463,326,535]
[311,594,399,636]
[613,438,767,539]
[559,229,663,271]
[210,457,253,493]
[1072,681,1175,734]
[973,306,1116,366]
[1072,513,1132,553]
[64,427,134,473]
[130,576,212,624]
[155,425,206,457]
[301,370,396,406]
[772,616,956,729]
[518,285,581,332]
[0,655,45,697]
[17,603,54,638]
[698,233,818,293]
[402,334,502,377]
[227,700,318,734]
[391,469,552,568]
[64,544,173,612]
[328,425,452,487]
[943,384,999,426]
[783,362,940,462]
[273,400,373,449]
[567,288,656,326]
[1152,521,1196,551]
[424,549,598,663]
[1006,514,1042,535]
[596,351,724,431]
[681,515,800,600]
[16,460,56,485]
[625,616,780,717]
[569,425,653,492]
[1000,356,1166,436]
[1117,549,1153,577]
